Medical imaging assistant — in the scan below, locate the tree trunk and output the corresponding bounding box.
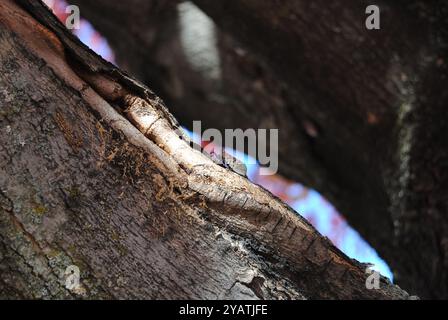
[0,0,413,299]
[193,0,448,299]
[67,0,448,298]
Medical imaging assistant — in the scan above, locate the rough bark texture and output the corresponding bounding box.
[68,0,301,180]
[194,0,448,300]
[67,0,448,298]
[0,0,413,299]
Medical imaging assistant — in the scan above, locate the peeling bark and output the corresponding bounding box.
[0,0,413,299]
[68,0,448,298]
[193,0,448,299]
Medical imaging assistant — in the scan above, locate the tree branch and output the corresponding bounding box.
[0,0,414,299]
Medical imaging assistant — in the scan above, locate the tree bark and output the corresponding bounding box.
[0,0,413,299]
[68,0,302,182]
[67,0,448,298]
[193,0,448,300]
